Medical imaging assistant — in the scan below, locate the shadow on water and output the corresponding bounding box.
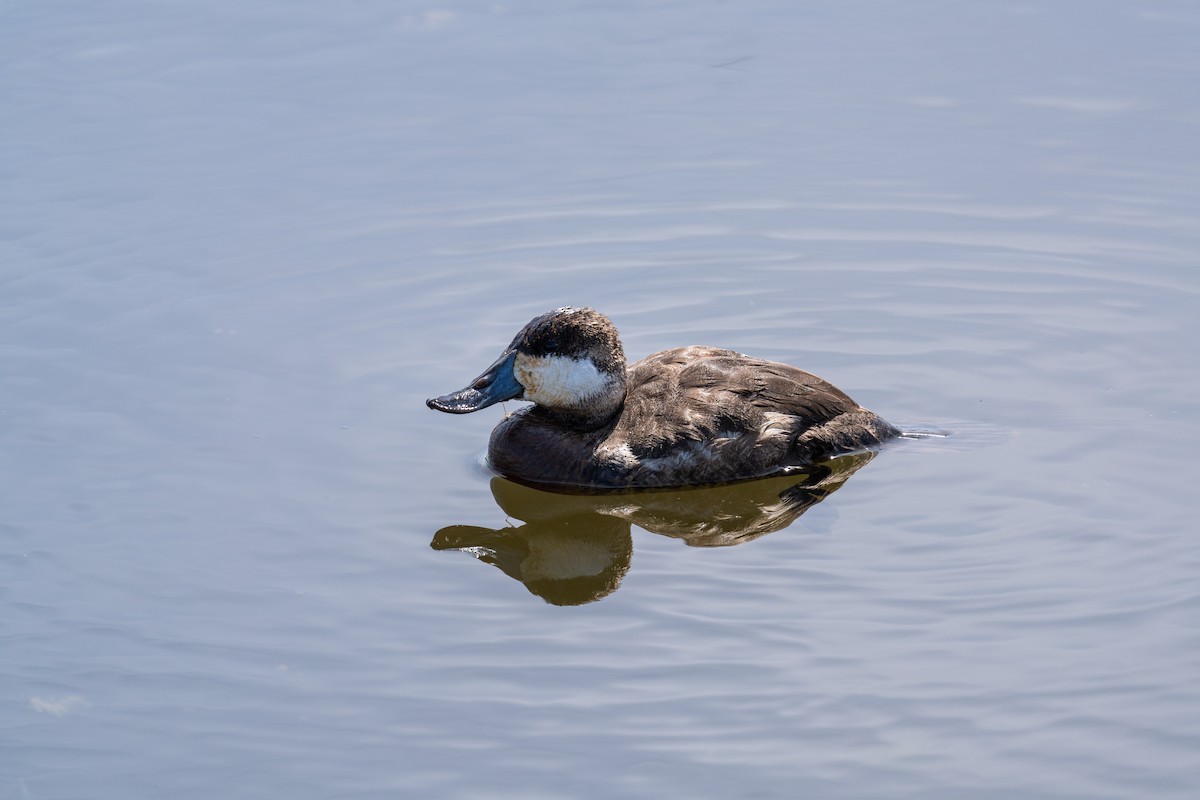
[431,451,878,605]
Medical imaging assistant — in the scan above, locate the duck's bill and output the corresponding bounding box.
[427,350,523,414]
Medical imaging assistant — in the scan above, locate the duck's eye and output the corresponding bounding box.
[542,338,559,354]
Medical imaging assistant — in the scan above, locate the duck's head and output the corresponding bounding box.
[427,307,627,430]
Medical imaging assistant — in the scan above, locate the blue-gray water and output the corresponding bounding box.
[3,2,1198,798]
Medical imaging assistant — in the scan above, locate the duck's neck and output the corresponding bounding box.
[542,371,627,432]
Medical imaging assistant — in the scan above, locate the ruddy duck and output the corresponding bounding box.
[427,307,899,488]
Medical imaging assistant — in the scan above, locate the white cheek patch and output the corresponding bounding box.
[514,353,609,408]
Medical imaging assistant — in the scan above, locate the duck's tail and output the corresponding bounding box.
[793,409,902,462]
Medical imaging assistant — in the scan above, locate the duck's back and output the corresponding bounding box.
[607,347,897,485]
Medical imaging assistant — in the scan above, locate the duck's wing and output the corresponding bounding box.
[613,348,864,483]
[625,348,860,436]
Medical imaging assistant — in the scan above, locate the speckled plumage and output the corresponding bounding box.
[429,308,899,488]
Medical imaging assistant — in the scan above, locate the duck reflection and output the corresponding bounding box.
[431,451,877,605]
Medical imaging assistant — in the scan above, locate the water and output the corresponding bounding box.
[3,2,1198,798]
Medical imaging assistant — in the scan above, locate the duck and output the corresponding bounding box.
[427,307,899,489]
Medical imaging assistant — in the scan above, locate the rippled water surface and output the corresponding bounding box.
[4,2,1199,798]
